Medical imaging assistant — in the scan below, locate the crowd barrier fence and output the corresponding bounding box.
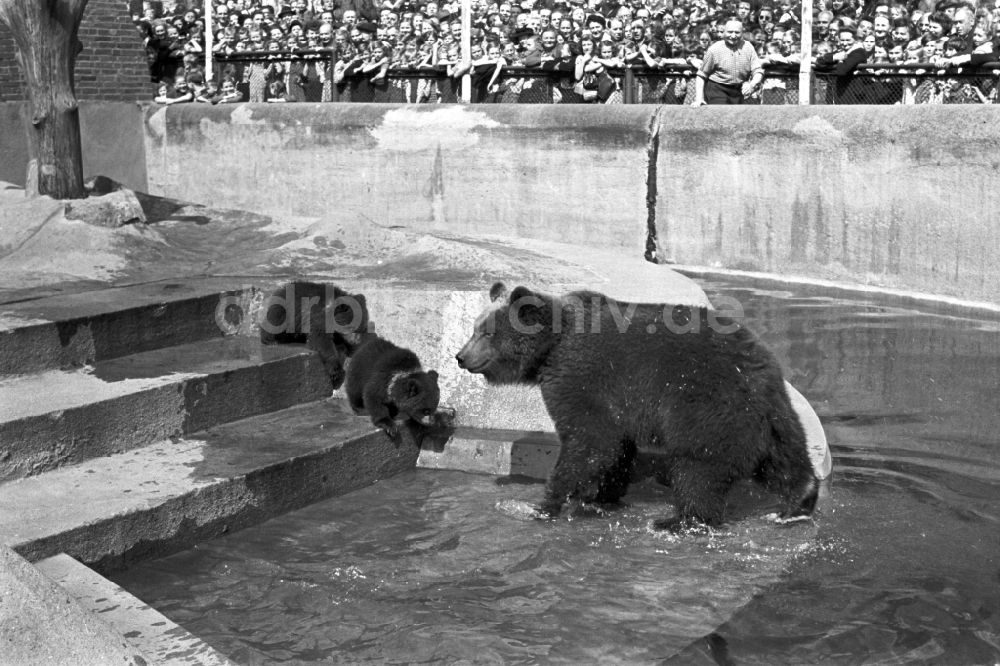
[211,50,1000,105]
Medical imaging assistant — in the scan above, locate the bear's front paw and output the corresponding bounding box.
[770,511,814,526]
[375,419,399,440]
[649,516,711,534]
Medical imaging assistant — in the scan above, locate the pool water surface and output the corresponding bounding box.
[111,283,1000,664]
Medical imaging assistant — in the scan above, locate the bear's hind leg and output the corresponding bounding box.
[653,459,733,532]
[778,475,819,523]
[755,454,819,522]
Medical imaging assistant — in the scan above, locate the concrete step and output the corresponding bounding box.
[0,277,262,375]
[1,398,417,572]
[35,553,236,665]
[0,335,332,482]
[0,545,152,666]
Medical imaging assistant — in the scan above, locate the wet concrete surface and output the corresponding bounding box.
[35,553,234,665]
[0,546,149,666]
[1,397,411,568]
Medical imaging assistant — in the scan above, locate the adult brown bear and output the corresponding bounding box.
[455,282,818,531]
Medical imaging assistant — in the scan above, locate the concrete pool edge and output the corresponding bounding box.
[34,553,235,665]
[0,545,152,665]
[675,265,1000,322]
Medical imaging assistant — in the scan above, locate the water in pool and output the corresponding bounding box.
[111,283,1000,664]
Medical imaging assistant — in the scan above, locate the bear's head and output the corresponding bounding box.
[389,369,441,425]
[260,282,370,350]
[455,282,557,385]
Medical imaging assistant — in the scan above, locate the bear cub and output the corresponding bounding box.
[259,281,369,389]
[456,282,819,531]
[345,335,441,440]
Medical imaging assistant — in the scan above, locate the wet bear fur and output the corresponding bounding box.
[259,281,370,389]
[455,282,818,530]
[345,334,441,440]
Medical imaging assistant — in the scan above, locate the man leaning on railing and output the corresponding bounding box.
[691,19,764,105]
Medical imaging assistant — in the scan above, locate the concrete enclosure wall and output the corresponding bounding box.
[2,102,996,305]
[144,104,653,252]
[141,103,999,305]
[653,107,1000,306]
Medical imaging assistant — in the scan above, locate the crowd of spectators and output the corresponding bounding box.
[132,0,1000,104]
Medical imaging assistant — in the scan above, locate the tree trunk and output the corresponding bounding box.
[0,0,89,199]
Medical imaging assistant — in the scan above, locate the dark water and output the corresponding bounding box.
[111,284,1000,665]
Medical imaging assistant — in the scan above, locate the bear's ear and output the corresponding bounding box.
[509,286,546,328]
[509,286,534,303]
[427,369,439,382]
[354,293,366,308]
[489,282,508,302]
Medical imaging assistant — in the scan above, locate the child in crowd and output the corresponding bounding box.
[266,79,290,101]
[153,72,194,104]
[152,79,173,103]
[194,81,217,103]
[363,40,392,84]
[213,76,245,103]
[243,32,271,102]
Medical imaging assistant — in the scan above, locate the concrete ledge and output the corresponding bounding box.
[0,337,332,481]
[1,399,416,571]
[674,265,1000,323]
[36,554,234,665]
[143,104,1000,305]
[0,546,148,666]
[417,427,560,479]
[0,277,258,375]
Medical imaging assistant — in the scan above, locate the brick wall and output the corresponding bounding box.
[0,0,152,102]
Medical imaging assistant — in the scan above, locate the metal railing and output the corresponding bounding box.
[209,51,1000,105]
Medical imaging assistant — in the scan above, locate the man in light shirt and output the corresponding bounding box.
[692,19,764,105]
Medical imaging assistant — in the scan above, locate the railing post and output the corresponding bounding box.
[798,0,812,104]
[204,0,213,84]
[623,67,635,104]
[460,0,471,103]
